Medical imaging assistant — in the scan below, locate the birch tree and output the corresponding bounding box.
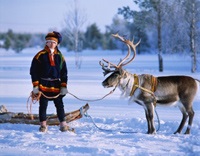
[121,0,168,72]
[183,0,200,73]
[162,1,188,54]
[64,0,87,68]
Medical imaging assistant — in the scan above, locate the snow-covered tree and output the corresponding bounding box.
[63,0,87,68]
[182,0,200,73]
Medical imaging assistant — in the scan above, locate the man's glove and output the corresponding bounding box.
[60,87,68,95]
[33,86,39,95]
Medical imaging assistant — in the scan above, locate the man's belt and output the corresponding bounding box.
[41,78,60,81]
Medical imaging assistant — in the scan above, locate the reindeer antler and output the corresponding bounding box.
[112,33,141,67]
[122,38,141,66]
[100,33,140,75]
[99,60,117,76]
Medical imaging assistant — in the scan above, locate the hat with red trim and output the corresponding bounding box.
[45,31,62,44]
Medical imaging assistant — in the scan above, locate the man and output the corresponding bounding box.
[30,31,69,132]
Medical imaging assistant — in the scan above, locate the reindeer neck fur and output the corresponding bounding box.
[118,70,136,97]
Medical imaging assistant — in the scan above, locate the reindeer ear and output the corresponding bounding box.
[103,71,110,76]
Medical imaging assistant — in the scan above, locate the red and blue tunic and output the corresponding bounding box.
[30,46,68,97]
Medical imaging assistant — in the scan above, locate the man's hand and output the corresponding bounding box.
[33,86,39,95]
[60,87,68,95]
[31,86,41,101]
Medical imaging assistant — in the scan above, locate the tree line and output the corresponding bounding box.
[0,23,116,53]
[0,0,199,72]
[117,0,200,73]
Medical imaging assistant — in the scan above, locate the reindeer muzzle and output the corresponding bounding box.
[102,81,109,88]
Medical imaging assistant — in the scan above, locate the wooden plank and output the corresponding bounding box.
[0,103,89,125]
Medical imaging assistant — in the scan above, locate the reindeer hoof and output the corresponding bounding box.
[147,131,156,134]
[184,131,190,134]
[174,131,180,134]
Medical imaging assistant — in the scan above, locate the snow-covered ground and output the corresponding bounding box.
[0,48,200,156]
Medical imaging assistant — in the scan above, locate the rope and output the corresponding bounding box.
[80,107,138,133]
[155,108,160,131]
[26,91,40,115]
[26,94,33,115]
[26,91,60,116]
[68,86,117,102]
[134,84,157,106]
[80,107,160,133]
[26,87,117,116]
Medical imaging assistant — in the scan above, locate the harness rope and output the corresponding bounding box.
[80,106,160,133]
[26,86,117,116]
[68,86,117,102]
[130,74,157,106]
[26,91,61,115]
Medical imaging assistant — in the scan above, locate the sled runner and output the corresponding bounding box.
[0,103,89,125]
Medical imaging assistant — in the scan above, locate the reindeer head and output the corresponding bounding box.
[100,33,140,88]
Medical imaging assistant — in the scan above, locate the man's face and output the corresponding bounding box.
[46,40,57,49]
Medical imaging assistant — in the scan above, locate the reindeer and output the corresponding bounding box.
[100,33,200,134]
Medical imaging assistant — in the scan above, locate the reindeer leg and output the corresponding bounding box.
[184,107,194,134]
[174,105,188,134]
[144,108,151,134]
[144,103,156,134]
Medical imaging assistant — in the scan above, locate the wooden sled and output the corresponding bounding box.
[0,103,89,125]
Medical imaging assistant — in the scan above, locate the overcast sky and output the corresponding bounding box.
[0,0,138,33]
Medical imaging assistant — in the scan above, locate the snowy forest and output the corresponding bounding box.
[0,0,200,72]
